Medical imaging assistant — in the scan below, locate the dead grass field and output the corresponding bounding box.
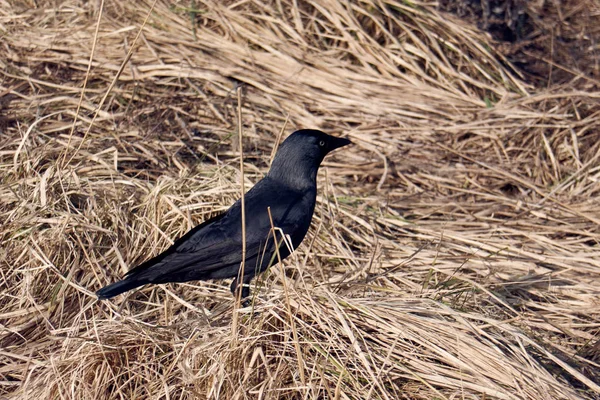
[1,0,600,399]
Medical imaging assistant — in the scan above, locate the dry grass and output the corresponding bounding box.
[1,0,600,399]
[440,0,600,88]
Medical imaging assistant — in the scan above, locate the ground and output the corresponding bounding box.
[1,0,599,399]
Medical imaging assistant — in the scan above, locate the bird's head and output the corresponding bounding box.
[268,129,352,189]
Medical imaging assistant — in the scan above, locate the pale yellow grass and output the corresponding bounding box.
[1,0,599,399]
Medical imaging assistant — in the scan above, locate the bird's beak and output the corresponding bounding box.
[329,136,352,151]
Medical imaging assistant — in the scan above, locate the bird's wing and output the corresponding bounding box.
[124,211,227,278]
[172,179,311,254]
[129,226,277,284]
[122,202,275,283]
[125,179,313,282]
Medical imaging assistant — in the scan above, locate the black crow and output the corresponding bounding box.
[96,129,351,301]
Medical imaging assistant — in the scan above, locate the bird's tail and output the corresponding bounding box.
[96,278,145,300]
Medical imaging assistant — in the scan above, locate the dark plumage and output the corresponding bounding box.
[96,129,351,301]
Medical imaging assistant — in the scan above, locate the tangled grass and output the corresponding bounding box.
[1,0,599,399]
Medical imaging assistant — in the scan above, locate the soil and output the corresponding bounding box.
[438,0,600,89]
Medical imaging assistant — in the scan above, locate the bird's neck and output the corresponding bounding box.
[267,158,318,191]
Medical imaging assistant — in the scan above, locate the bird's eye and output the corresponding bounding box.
[319,140,326,147]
